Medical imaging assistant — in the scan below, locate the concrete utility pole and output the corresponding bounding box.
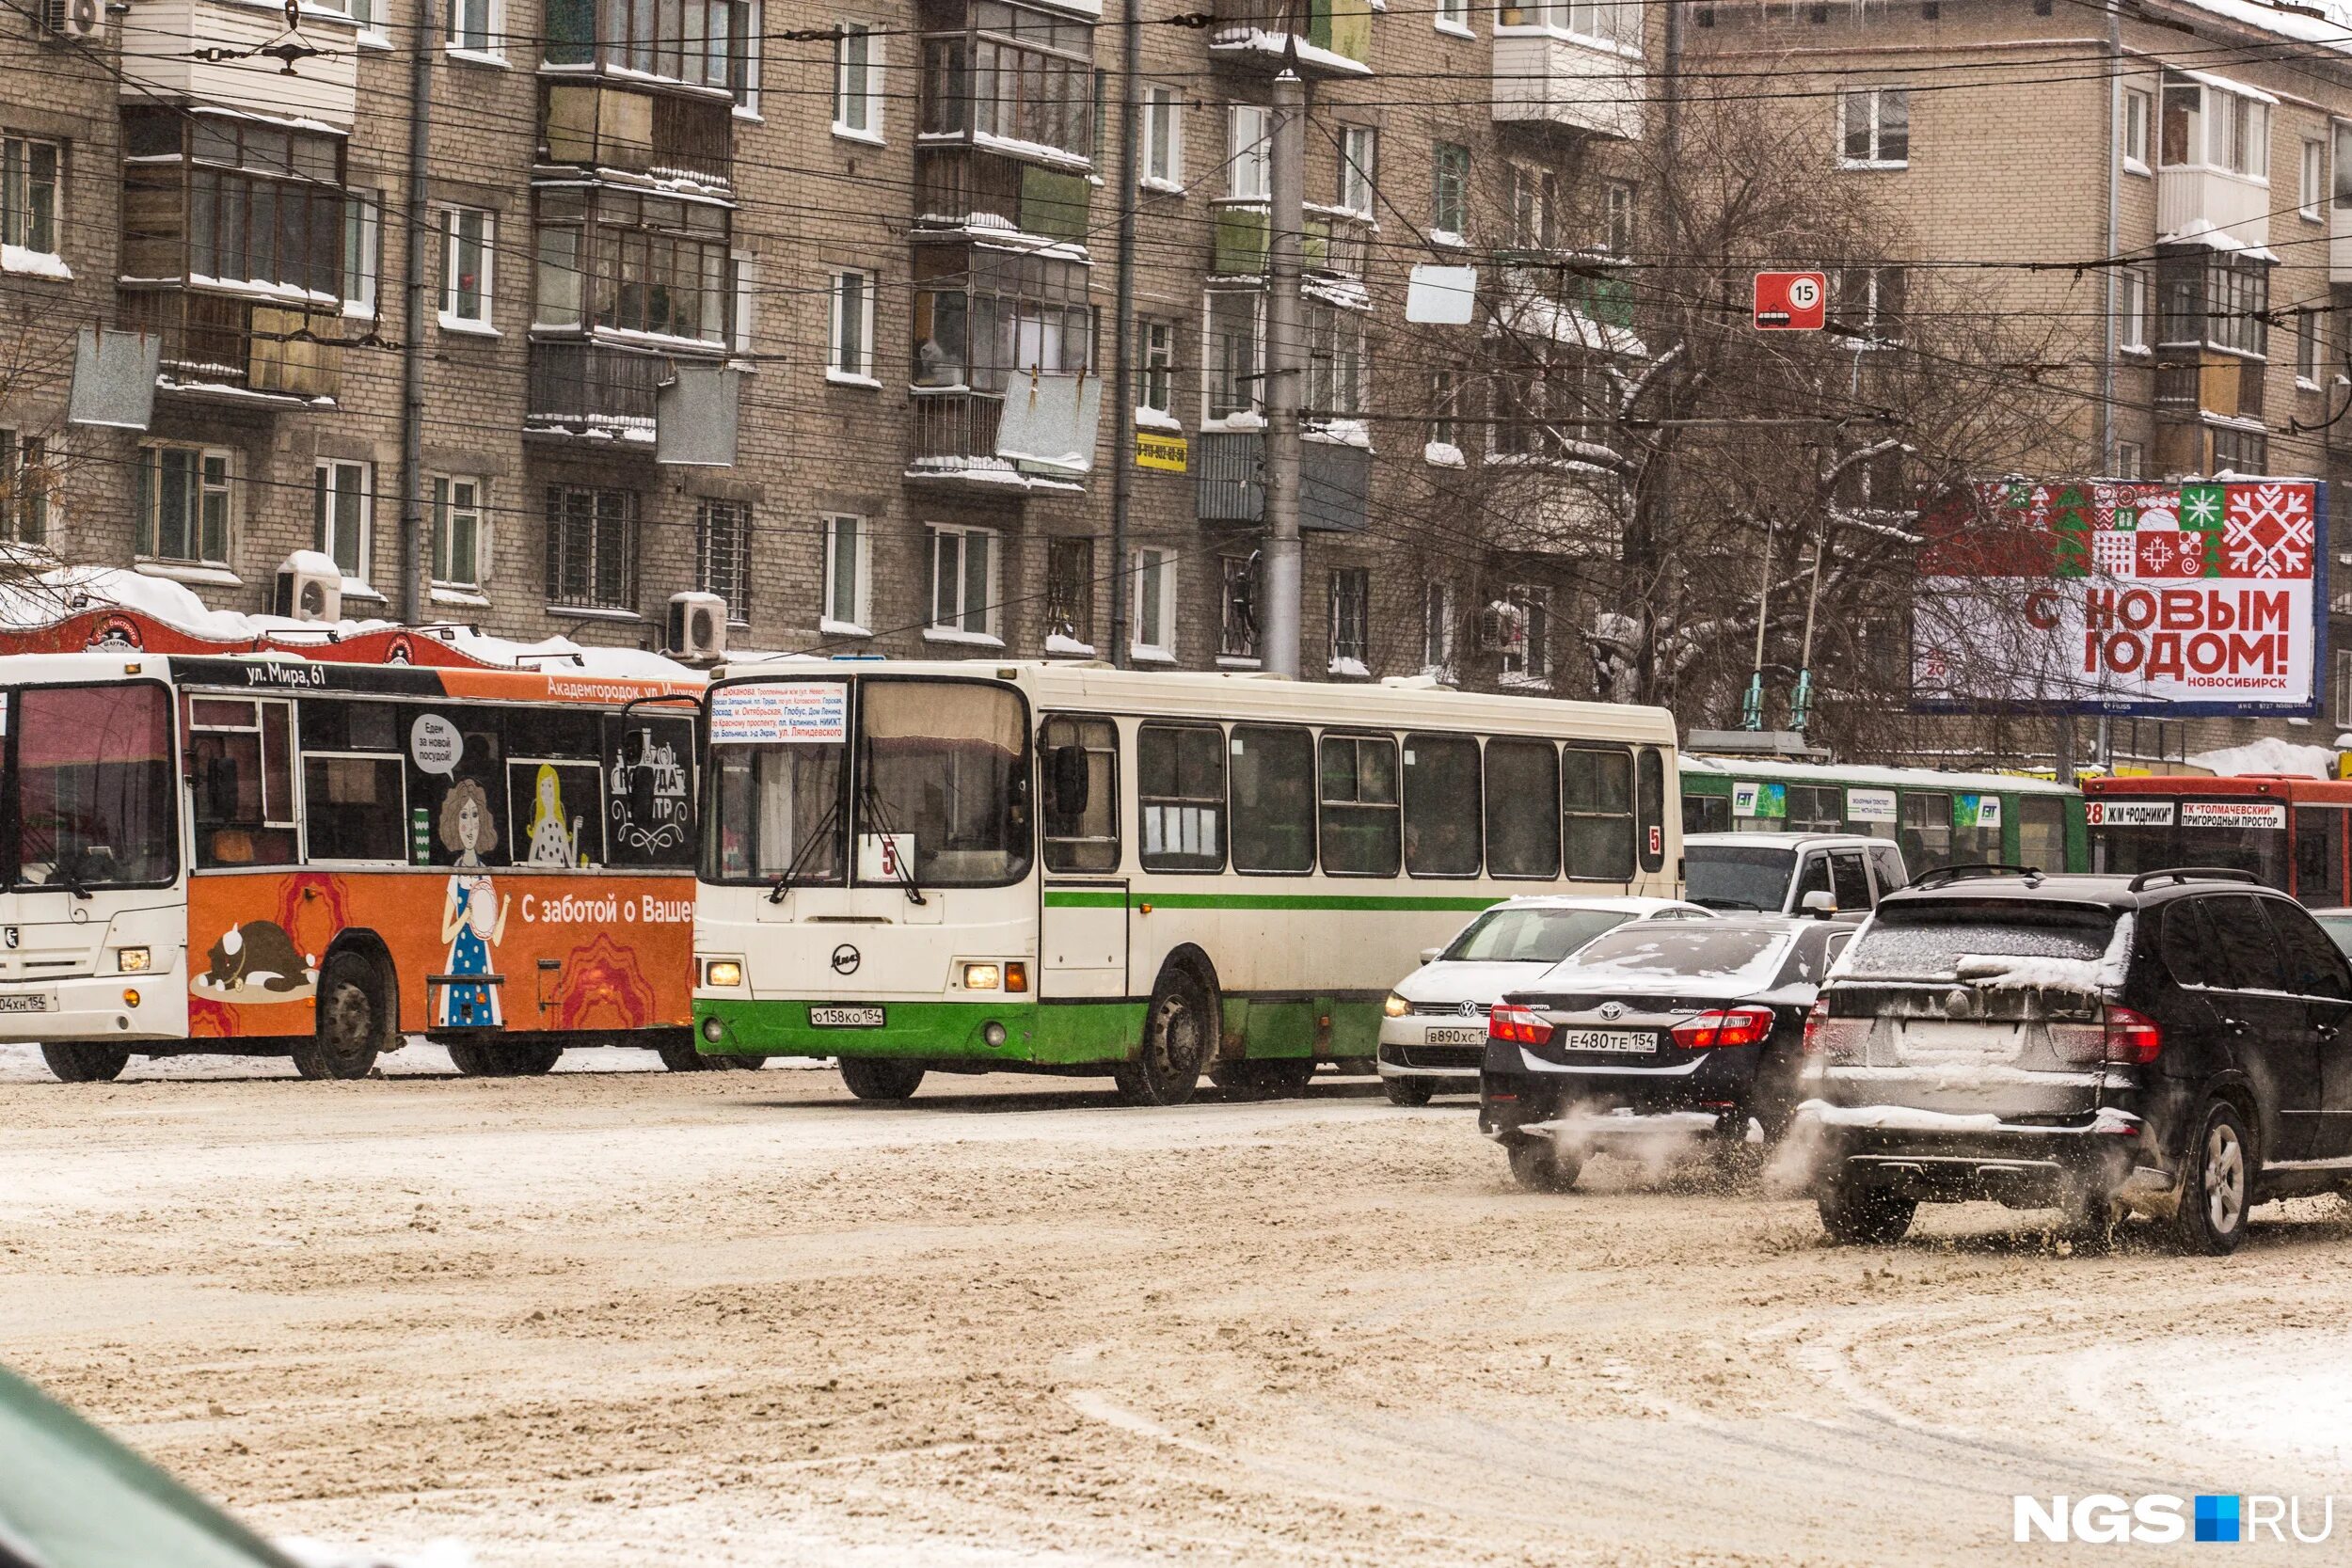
[1261,66,1306,679]
[1106,0,1141,668]
[398,0,437,627]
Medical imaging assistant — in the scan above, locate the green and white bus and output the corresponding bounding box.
[691,662,1680,1103]
[1677,755,2088,874]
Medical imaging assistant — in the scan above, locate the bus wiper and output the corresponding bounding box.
[768,798,841,904]
[858,784,928,907]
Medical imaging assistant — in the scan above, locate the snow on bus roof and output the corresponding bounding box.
[1678,752,2077,796]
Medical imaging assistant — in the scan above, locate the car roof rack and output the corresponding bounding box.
[1910,863,2043,891]
[2124,866,2264,892]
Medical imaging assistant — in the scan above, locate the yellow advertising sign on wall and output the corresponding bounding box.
[1136,432,1187,472]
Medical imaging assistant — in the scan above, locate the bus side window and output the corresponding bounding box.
[1404,734,1481,878]
[1320,733,1401,877]
[1231,724,1314,874]
[409,707,508,869]
[509,758,605,869]
[1635,747,1667,875]
[300,700,408,863]
[1136,722,1225,872]
[1486,739,1560,878]
[1041,715,1120,873]
[1563,747,1634,881]
[2017,795,2067,873]
[1682,791,1730,835]
[605,712,695,869]
[186,695,297,868]
[1899,790,1952,873]
[2296,807,2345,906]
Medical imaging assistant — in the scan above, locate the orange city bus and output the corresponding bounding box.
[0,641,717,1081]
[2085,773,2352,906]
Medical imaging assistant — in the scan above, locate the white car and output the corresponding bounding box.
[1376,895,1713,1105]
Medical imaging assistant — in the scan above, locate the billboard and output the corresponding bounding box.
[1911,478,2326,717]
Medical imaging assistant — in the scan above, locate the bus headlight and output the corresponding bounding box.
[705,959,742,988]
[117,947,151,974]
[962,962,1002,991]
[1383,992,1412,1019]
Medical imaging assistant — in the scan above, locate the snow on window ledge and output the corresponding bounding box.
[826,370,883,389]
[1140,176,1186,196]
[1328,655,1371,678]
[437,315,500,338]
[1135,406,1183,432]
[1434,16,1474,36]
[443,47,511,67]
[1423,440,1466,468]
[1426,229,1469,249]
[922,626,1005,647]
[1216,655,1262,670]
[430,584,490,609]
[2,246,71,280]
[340,578,386,603]
[555,605,644,623]
[1044,632,1096,657]
[832,125,886,148]
[135,559,243,588]
[1130,645,1177,665]
[820,617,872,639]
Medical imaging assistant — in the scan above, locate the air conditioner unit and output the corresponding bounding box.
[666,591,728,662]
[40,0,100,40]
[1475,600,1525,655]
[273,551,342,624]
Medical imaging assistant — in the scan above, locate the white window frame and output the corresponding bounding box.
[695,499,754,625]
[313,459,373,587]
[349,0,390,45]
[437,206,494,333]
[2298,309,2321,388]
[731,250,756,359]
[443,0,501,61]
[0,428,51,546]
[1131,545,1177,662]
[430,474,487,594]
[1337,126,1375,217]
[2119,266,2150,354]
[1139,317,1176,419]
[1838,87,1909,170]
[2115,440,2144,481]
[735,0,764,116]
[136,444,234,569]
[2123,87,2151,175]
[1421,580,1455,680]
[833,24,883,143]
[827,267,877,385]
[342,189,380,319]
[0,135,63,266]
[821,512,870,635]
[1142,85,1183,190]
[1497,584,1550,688]
[1327,567,1369,673]
[927,522,1001,642]
[1603,181,1633,255]
[2304,137,2327,222]
[1434,0,1472,37]
[2336,647,2352,730]
[1230,106,1270,200]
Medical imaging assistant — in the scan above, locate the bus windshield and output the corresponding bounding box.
[12,683,177,890]
[857,682,1031,888]
[1683,845,1794,911]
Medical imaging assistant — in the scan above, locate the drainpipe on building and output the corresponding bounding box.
[398,0,437,627]
[1107,0,1141,669]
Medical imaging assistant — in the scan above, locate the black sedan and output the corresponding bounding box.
[1479,915,1853,1191]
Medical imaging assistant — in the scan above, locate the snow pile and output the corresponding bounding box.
[2186,736,2338,778]
[278,1536,476,1568]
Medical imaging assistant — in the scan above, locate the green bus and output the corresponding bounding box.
[1678,755,2088,875]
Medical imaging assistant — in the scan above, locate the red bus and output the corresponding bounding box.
[2084,773,2352,906]
[0,614,725,1081]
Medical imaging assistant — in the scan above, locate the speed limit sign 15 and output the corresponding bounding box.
[1754,271,1827,331]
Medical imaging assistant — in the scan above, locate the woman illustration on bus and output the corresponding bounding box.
[523,764,583,868]
[437,779,510,1027]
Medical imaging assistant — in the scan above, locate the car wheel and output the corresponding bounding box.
[1710,1131,1768,1186]
[837,1057,925,1101]
[2173,1101,2252,1256]
[1384,1076,1436,1107]
[2062,1182,2116,1254]
[293,957,384,1081]
[1115,969,1213,1107]
[1506,1138,1581,1193]
[40,1043,129,1083]
[1818,1176,1915,1245]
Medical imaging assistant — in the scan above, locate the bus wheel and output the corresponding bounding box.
[40,1043,129,1083]
[446,1041,501,1077]
[839,1057,925,1101]
[503,1044,563,1075]
[1116,970,1213,1107]
[294,957,385,1081]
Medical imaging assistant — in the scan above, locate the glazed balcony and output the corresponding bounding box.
[1210,202,1373,279]
[536,81,734,189]
[527,338,730,442]
[1209,0,1371,73]
[914,147,1091,245]
[1194,431,1368,531]
[117,288,342,404]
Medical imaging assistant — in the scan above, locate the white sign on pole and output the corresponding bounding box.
[1406,265,1478,325]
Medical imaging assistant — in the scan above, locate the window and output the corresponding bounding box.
[1563,748,1634,879]
[696,499,752,622]
[1836,265,1906,345]
[119,113,343,299]
[1231,723,1314,872]
[350,0,381,36]
[2339,120,2352,210]
[1422,581,1454,675]
[1321,733,1401,876]
[1637,747,1667,873]
[446,0,497,52]
[2304,137,2326,220]
[852,680,1028,888]
[135,446,230,564]
[732,250,756,355]
[1486,739,1559,877]
[2213,424,2267,474]
[1132,545,1176,659]
[1044,536,1094,648]
[0,430,48,546]
[1137,722,1225,871]
[2156,250,2268,355]
[312,461,371,582]
[828,267,874,380]
[1404,734,1480,876]
[820,512,868,632]
[1230,105,1270,198]
[2018,795,2066,874]
[929,522,998,637]
[2299,309,2321,386]
[834,24,882,139]
[187,695,298,868]
[1140,317,1175,415]
[919,0,1095,161]
[1143,85,1182,185]
[1306,302,1368,420]
[439,206,492,329]
[2337,648,2352,729]
[1436,0,1470,32]
[532,188,732,344]
[736,0,763,111]
[1509,163,1555,249]
[1432,141,1470,236]
[1840,87,1909,167]
[1428,370,1460,454]
[1219,555,1259,659]
[1328,567,1369,673]
[2116,440,2144,479]
[1205,289,1261,420]
[1337,125,1375,215]
[545,0,750,92]
[1899,790,1951,873]
[302,703,407,863]
[911,245,1091,390]
[544,484,637,610]
[1499,584,1549,685]
[342,190,379,317]
[2123,87,2150,171]
[2120,266,2149,353]
[2164,74,2265,175]
[1,135,59,258]
[1603,181,1633,255]
[1041,715,1119,872]
[432,475,484,588]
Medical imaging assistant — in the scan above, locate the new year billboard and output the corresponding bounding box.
[1910,478,2327,717]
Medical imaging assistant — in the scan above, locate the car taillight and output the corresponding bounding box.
[1670,1006,1776,1050]
[2104,1005,2162,1065]
[1803,998,1830,1053]
[1488,1003,1554,1046]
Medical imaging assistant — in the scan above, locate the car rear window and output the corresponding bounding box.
[1844,900,2118,979]
[1683,846,1795,912]
[1443,908,1632,963]
[1565,925,1788,980]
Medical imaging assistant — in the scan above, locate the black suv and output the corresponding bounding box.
[1801,867,2352,1254]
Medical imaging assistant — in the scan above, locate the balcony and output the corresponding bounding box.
[526,339,727,442]
[2153,349,2265,424]
[1194,430,1369,531]
[1491,31,1642,138]
[914,149,1091,245]
[1209,0,1372,74]
[119,0,358,125]
[538,82,734,189]
[117,289,342,404]
[2158,165,2269,252]
[1211,203,1373,278]
[907,388,1092,492]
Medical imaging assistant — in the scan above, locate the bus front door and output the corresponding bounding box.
[1041,879,1129,1001]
